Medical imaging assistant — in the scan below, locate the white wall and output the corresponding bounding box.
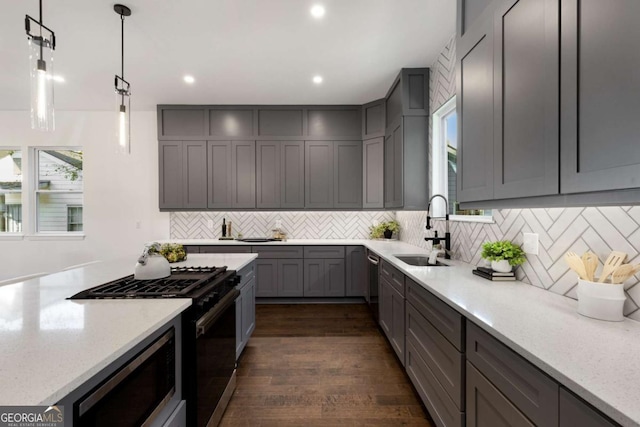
[0,111,170,279]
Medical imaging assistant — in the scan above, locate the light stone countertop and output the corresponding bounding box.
[167,238,640,426]
[0,253,257,406]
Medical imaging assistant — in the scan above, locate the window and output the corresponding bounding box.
[35,149,84,233]
[0,149,22,234]
[67,206,83,232]
[432,97,491,220]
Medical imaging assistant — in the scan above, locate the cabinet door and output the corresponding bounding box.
[159,141,183,209]
[334,141,363,208]
[207,141,232,209]
[325,258,346,297]
[242,276,256,342]
[392,123,404,208]
[457,14,495,202]
[235,291,244,359]
[256,141,280,209]
[384,133,395,207]
[231,141,256,208]
[305,141,334,208]
[467,362,535,427]
[390,284,405,365]
[278,259,303,297]
[379,279,392,337]
[561,0,640,193]
[255,259,278,297]
[363,138,384,209]
[559,388,616,427]
[493,0,559,199]
[281,141,305,208]
[303,259,325,297]
[346,246,366,297]
[182,141,208,208]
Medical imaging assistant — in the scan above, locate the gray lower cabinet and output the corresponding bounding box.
[363,137,384,208]
[303,258,346,297]
[255,259,278,297]
[345,246,366,297]
[466,362,533,427]
[256,141,304,209]
[305,141,363,209]
[159,140,207,209]
[560,0,640,194]
[493,0,559,199]
[379,277,405,365]
[277,259,304,297]
[466,322,558,426]
[559,388,618,427]
[236,262,256,359]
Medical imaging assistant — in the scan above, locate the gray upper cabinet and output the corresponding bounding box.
[493,0,559,199]
[209,108,254,137]
[363,137,384,208]
[207,141,232,209]
[280,141,305,208]
[307,108,361,138]
[305,141,334,208]
[457,12,495,203]
[231,141,256,209]
[159,140,207,209]
[334,141,363,209]
[457,0,493,39]
[561,0,640,194]
[362,99,385,139]
[386,69,429,122]
[384,122,404,208]
[158,107,206,139]
[257,140,305,209]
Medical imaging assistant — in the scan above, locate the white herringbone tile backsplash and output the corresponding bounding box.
[171,211,395,240]
[397,208,640,321]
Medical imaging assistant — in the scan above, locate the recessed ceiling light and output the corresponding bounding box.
[183,75,195,84]
[313,75,323,84]
[310,4,325,18]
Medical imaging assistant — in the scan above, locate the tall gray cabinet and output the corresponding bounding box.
[159,140,207,209]
[256,141,304,209]
[207,141,256,209]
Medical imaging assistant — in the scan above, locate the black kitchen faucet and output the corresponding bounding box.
[425,194,451,259]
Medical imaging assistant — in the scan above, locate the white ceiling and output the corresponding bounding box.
[0,0,456,111]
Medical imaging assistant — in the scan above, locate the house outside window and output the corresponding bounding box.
[67,206,83,232]
[432,97,491,220]
[35,149,84,233]
[0,149,22,234]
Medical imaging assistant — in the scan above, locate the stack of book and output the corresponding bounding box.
[472,266,516,281]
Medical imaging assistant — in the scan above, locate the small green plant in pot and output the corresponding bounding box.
[369,220,400,239]
[481,240,526,273]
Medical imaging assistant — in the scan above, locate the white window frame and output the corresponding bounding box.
[432,97,493,223]
[28,147,85,240]
[0,147,24,240]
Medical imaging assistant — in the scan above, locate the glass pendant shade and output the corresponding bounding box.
[116,93,131,154]
[28,37,54,131]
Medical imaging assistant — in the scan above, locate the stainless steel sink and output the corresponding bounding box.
[395,255,449,267]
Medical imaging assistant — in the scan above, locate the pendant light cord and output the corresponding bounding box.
[38,0,43,60]
[120,12,125,104]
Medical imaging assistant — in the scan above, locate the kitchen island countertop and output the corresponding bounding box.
[0,253,257,407]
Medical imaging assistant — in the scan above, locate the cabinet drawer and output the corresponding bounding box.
[184,245,200,254]
[559,388,618,427]
[467,322,558,426]
[303,246,345,259]
[380,260,405,295]
[406,339,464,427]
[406,303,464,409]
[237,262,255,288]
[406,278,464,351]
[252,246,303,259]
[199,246,252,253]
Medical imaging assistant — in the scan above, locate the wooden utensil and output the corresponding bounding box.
[581,252,598,282]
[611,264,636,284]
[598,251,627,283]
[564,251,588,280]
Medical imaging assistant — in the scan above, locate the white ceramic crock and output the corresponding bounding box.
[577,279,626,322]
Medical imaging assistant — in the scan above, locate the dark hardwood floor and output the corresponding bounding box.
[220,304,435,426]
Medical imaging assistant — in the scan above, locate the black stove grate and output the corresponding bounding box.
[68,266,229,299]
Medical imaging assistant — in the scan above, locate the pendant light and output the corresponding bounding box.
[114,4,132,154]
[25,0,56,131]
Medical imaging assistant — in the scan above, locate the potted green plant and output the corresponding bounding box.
[369,220,400,240]
[481,240,526,273]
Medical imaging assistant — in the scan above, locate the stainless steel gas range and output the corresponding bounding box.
[69,266,240,427]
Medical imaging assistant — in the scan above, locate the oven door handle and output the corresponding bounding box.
[78,328,175,417]
[196,289,240,339]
